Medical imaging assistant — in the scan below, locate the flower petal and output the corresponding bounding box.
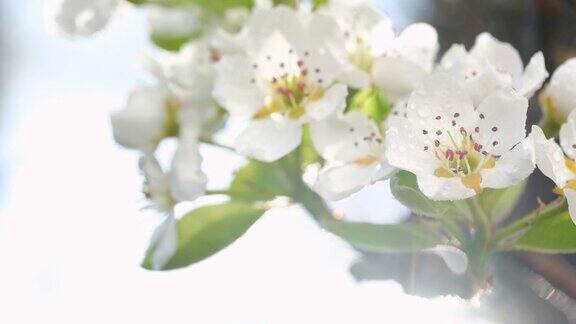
[235,118,302,162]
[517,51,548,98]
[170,138,207,202]
[531,125,573,188]
[428,246,468,275]
[395,23,439,72]
[372,56,428,103]
[560,109,576,160]
[385,117,439,176]
[474,89,528,155]
[314,163,378,201]
[565,188,576,225]
[311,111,382,163]
[417,174,476,201]
[470,32,523,82]
[549,58,576,117]
[111,84,168,151]
[439,44,467,70]
[481,136,534,189]
[306,83,348,120]
[213,54,266,117]
[149,215,179,271]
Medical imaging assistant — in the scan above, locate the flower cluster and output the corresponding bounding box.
[50,0,576,273]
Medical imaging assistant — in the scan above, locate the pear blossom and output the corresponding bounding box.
[148,6,204,41]
[48,0,118,36]
[439,32,548,105]
[531,112,576,224]
[322,0,438,104]
[539,58,576,122]
[111,84,176,152]
[213,6,348,162]
[311,111,393,200]
[386,73,534,200]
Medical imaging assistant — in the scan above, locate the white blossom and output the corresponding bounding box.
[540,58,576,121]
[439,32,548,105]
[148,6,204,40]
[311,111,394,200]
[323,0,438,104]
[47,0,118,36]
[213,6,348,162]
[531,112,576,224]
[386,73,534,200]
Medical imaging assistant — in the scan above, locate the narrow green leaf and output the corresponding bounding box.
[228,160,292,201]
[151,32,201,52]
[324,219,443,252]
[390,170,467,218]
[512,209,576,253]
[312,0,329,9]
[143,202,265,270]
[478,181,526,223]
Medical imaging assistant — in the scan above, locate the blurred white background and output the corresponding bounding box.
[0,1,492,323]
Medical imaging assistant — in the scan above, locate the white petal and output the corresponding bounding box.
[235,118,302,162]
[49,0,117,36]
[111,85,168,151]
[428,246,468,275]
[474,89,528,155]
[439,44,467,70]
[306,83,348,120]
[170,138,207,202]
[531,125,573,188]
[244,6,302,51]
[406,72,476,136]
[372,56,428,103]
[462,62,513,107]
[213,54,265,117]
[481,137,534,189]
[311,111,382,163]
[396,23,439,72]
[149,216,179,271]
[549,58,576,117]
[314,163,378,201]
[417,174,476,201]
[517,51,548,98]
[148,6,201,38]
[470,32,523,82]
[565,188,576,225]
[560,109,576,160]
[370,20,396,56]
[338,67,371,89]
[385,117,439,176]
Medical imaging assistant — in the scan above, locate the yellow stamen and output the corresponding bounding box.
[288,106,305,120]
[566,159,576,174]
[482,156,496,169]
[434,167,455,178]
[309,88,325,101]
[355,155,378,166]
[462,173,482,194]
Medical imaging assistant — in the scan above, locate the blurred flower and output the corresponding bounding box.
[386,73,534,200]
[540,58,576,122]
[213,6,348,162]
[531,114,576,224]
[48,0,118,36]
[439,32,548,105]
[148,6,204,40]
[311,111,393,200]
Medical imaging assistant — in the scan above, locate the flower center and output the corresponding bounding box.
[253,56,326,121]
[430,127,496,193]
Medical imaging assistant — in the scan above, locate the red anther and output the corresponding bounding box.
[445,149,455,161]
[473,142,481,152]
[298,82,306,90]
[301,69,308,76]
[278,87,291,97]
[459,127,467,136]
[297,60,305,67]
[457,150,468,159]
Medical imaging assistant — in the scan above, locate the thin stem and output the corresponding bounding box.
[438,216,470,248]
[466,197,492,281]
[494,197,566,247]
[205,189,230,196]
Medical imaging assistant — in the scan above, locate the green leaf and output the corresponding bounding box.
[478,181,526,223]
[151,32,201,52]
[512,208,576,253]
[142,202,265,270]
[323,219,443,253]
[390,170,468,218]
[228,160,292,202]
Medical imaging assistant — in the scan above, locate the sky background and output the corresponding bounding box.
[0,1,493,323]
